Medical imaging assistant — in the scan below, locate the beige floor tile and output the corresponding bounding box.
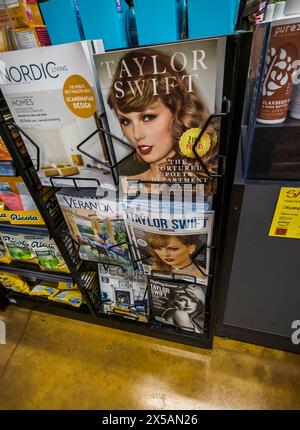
[0,307,299,410]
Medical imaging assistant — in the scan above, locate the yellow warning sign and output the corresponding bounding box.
[269,187,300,239]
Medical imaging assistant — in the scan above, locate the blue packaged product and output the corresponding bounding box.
[0,162,16,176]
[133,0,185,45]
[39,0,84,44]
[187,0,240,39]
[76,0,130,49]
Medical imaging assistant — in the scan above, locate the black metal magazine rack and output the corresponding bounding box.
[0,104,98,318]
[0,32,252,348]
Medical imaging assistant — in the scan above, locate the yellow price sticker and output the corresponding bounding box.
[179,128,211,158]
[269,187,300,239]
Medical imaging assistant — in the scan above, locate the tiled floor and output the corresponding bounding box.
[0,306,299,410]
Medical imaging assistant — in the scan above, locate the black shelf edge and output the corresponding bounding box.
[245,178,300,186]
[0,223,50,233]
[5,290,90,317]
[2,285,212,349]
[255,116,300,128]
[94,310,211,348]
[0,262,74,282]
[218,323,300,355]
[1,287,212,348]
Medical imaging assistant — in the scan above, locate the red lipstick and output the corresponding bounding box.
[138,145,153,155]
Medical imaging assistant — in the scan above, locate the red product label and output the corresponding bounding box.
[35,27,51,47]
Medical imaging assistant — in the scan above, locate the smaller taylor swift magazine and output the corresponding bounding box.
[56,188,131,267]
[148,275,206,334]
[94,37,226,194]
[0,40,109,187]
[124,193,214,285]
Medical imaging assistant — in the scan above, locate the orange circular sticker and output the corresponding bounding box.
[179,128,211,159]
[63,75,96,118]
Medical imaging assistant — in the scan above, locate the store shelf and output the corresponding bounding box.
[92,311,211,348]
[247,117,300,180]
[4,289,91,317]
[0,261,74,283]
[75,261,212,347]
[0,285,7,310]
[0,198,63,233]
[0,223,52,234]
[255,117,300,129]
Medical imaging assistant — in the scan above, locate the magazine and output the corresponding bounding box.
[0,40,111,187]
[124,193,214,285]
[148,276,206,334]
[98,264,148,322]
[56,188,132,267]
[94,38,226,194]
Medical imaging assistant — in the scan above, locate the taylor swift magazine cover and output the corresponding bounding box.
[94,38,226,194]
[124,194,214,285]
[148,276,206,334]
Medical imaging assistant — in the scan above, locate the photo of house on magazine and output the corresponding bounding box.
[0,41,111,187]
[98,264,148,323]
[56,188,131,267]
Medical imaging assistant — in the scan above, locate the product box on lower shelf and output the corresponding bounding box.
[0,121,29,161]
[0,136,12,161]
[15,25,51,48]
[0,176,56,225]
[0,161,16,176]
[0,226,69,272]
[0,272,30,294]
[0,0,44,29]
[0,136,16,176]
[0,272,82,308]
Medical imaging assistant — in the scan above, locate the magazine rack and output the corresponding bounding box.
[108,241,151,268]
[4,121,42,171]
[49,176,104,191]
[76,120,136,174]
[0,32,252,348]
[6,114,228,187]
[192,244,215,278]
[192,100,231,179]
[149,271,197,284]
[97,262,149,320]
[71,235,151,270]
[4,118,137,187]
[0,111,99,318]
